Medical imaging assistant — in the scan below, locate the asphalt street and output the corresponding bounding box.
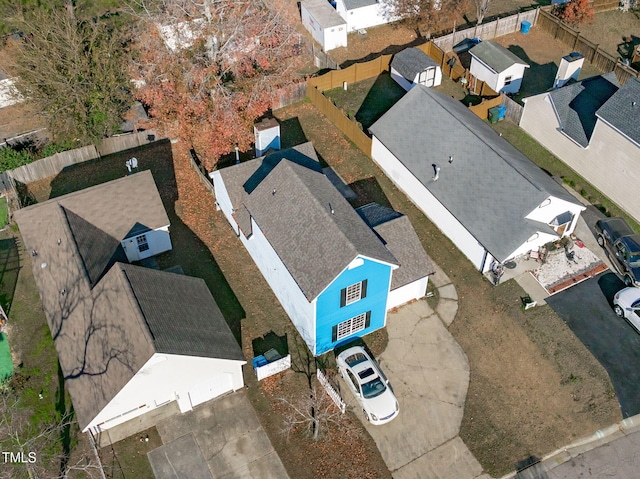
[546,272,640,418]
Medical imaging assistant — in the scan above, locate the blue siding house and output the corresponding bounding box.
[212,142,431,355]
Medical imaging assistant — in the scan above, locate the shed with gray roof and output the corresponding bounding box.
[391,48,442,91]
[469,40,529,94]
[369,85,585,272]
[14,171,245,436]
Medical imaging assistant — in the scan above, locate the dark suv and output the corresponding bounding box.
[595,217,640,287]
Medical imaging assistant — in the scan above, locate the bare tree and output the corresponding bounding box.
[474,0,491,24]
[6,8,131,146]
[0,384,103,479]
[279,381,351,442]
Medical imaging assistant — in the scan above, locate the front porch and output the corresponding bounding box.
[488,216,612,305]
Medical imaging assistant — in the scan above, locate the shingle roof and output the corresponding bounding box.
[549,72,619,147]
[369,85,576,262]
[357,203,434,290]
[14,172,242,431]
[218,143,398,300]
[391,48,439,81]
[469,41,529,73]
[596,77,640,146]
[302,0,346,28]
[343,0,378,10]
[119,264,244,361]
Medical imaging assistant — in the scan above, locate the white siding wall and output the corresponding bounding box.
[470,58,499,91]
[387,277,428,309]
[390,67,413,92]
[301,3,347,51]
[212,171,316,352]
[504,230,562,261]
[244,218,316,352]
[496,64,527,94]
[371,136,489,271]
[520,93,640,222]
[336,1,390,31]
[86,353,244,433]
[525,196,584,235]
[210,171,240,235]
[121,227,172,262]
[471,59,526,93]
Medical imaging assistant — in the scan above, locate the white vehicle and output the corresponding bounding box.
[613,286,640,333]
[336,346,399,425]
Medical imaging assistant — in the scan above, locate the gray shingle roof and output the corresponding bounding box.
[218,143,398,300]
[469,41,529,73]
[549,72,619,147]
[302,0,346,28]
[391,48,439,81]
[119,264,244,361]
[596,77,640,146]
[343,0,378,10]
[357,203,434,290]
[369,85,577,262]
[14,172,242,431]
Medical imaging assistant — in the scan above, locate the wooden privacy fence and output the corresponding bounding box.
[307,85,373,154]
[189,148,215,196]
[5,130,159,191]
[501,95,524,124]
[308,55,392,91]
[468,95,503,119]
[537,9,640,85]
[433,9,539,53]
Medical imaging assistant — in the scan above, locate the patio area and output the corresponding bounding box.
[490,214,613,305]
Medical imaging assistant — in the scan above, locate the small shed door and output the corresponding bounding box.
[422,67,436,87]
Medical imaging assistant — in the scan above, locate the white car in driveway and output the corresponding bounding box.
[613,286,640,332]
[336,346,399,425]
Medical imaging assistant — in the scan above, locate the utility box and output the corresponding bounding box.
[554,52,585,89]
[254,118,281,157]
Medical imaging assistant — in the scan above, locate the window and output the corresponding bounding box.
[333,312,371,341]
[340,280,367,307]
[504,75,513,85]
[137,234,150,252]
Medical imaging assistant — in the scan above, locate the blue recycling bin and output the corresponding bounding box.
[496,104,507,120]
[521,20,531,34]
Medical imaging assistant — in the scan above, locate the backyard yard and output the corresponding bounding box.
[271,100,620,476]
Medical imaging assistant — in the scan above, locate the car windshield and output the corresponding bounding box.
[629,252,640,267]
[361,377,386,399]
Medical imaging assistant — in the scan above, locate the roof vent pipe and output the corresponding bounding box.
[432,164,440,182]
[448,155,453,164]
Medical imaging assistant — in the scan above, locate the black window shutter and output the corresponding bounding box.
[331,325,338,342]
[340,288,346,307]
[365,311,371,329]
[361,279,368,299]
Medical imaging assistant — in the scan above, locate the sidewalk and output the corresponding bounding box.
[500,413,640,479]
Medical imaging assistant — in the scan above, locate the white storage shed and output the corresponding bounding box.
[301,0,347,52]
[391,48,442,91]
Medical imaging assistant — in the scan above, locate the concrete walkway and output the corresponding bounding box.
[347,263,490,479]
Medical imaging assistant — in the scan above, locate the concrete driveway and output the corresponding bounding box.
[546,272,640,418]
[148,391,288,479]
[341,266,489,479]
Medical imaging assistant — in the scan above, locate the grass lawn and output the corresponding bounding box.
[324,73,406,130]
[0,197,8,229]
[0,332,12,380]
[491,120,640,232]
[273,100,620,476]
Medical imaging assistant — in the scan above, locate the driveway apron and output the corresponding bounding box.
[349,264,490,479]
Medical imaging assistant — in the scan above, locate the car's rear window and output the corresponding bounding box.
[345,352,368,367]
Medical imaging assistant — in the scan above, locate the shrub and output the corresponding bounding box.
[553,0,595,26]
[0,146,35,172]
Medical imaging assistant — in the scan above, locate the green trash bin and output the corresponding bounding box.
[488,106,499,124]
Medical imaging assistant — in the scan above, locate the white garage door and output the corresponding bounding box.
[188,373,234,408]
